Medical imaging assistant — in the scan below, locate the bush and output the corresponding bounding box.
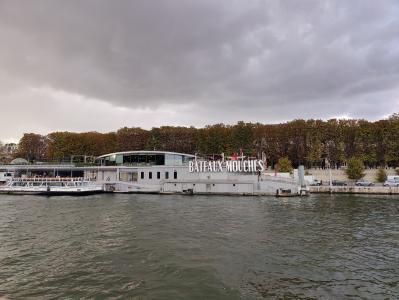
[346,157,365,180]
[395,168,399,175]
[276,157,293,173]
[375,168,387,183]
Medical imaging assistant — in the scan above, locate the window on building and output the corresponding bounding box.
[147,155,156,165]
[132,155,139,164]
[155,155,165,165]
[157,172,160,179]
[141,172,144,179]
[119,171,138,182]
[174,171,177,179]
[123,155,131,164]
[115,155,123,165]
[138,155,147,165]
[149,172,152,179]
[165,172,169,179]
[132,172,138,181]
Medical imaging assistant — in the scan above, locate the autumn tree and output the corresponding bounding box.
[147,126,198,154]
[308,139,323,167]
[198,124,232,155]
[375,168,387,183]
[276,157,293,173]
[47,131,117,161]
[116,127,149,152]
[231,121,254,155]
[14,116,399,167]
[16,133,48,162]
[346,157,365,180]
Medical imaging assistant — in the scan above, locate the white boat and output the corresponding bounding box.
[0,177,103,195]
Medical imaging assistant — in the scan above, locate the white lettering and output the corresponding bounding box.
[226,161,233,172]
[243,160,248,172]
[232,161,238,172]
[217,161,223,172]
[237,161,243,172]
[189,159,264,173]
[258,161,265,172]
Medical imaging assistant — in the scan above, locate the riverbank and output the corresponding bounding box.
[307,168,397,182]
[310,185,399,195]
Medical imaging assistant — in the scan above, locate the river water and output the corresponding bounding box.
[0,194,398,299]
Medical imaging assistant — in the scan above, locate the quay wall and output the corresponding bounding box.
[305,168,397,182]
[310,186,399,195]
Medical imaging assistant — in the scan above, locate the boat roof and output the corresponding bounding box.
[97,150,195,159]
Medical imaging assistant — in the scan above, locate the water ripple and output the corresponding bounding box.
[0,194,398,299]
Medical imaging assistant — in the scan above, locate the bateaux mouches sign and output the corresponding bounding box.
[189,160,265,173]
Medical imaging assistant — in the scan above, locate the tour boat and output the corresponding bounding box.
[0,177,103,195]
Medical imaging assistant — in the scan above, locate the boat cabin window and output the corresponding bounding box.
[101,152,195,166]
[165,154,183,166]
[149,172,152,179]
[119,171,138,182]
[121,154,165,166]
[140,172,144,179]
[165,172,169,179]
[174,171,177,179]
[157,172,160,179]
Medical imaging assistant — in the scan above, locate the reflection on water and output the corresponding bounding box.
[0,194,398,299]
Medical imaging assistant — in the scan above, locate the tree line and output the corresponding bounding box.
[13,114,399,168]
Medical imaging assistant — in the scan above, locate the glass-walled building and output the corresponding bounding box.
[97,151,195,167]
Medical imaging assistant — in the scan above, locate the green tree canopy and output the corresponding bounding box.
[16,133,48,162]
[346,157,365,180]
[276,157,293,173]
[375,168,387,183]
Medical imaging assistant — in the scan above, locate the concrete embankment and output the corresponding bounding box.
[310,186,399,195]
[307,168,397,182]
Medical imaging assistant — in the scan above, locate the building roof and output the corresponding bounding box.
[10,158,29,165]
[97,150,195,159]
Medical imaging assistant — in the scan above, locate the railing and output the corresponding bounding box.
[11,177,95,182]
[261,174,297,184]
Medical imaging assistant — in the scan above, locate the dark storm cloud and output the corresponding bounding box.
[0,0,398,140]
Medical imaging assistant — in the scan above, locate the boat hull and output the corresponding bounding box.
[0,186,104,196]
[0,190,103,196]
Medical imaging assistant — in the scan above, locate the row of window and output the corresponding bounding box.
[140,171,177,180]
[101,153,192,166]
[119,171,177,182]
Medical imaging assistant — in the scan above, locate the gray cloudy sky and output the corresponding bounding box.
[0,0,398,142]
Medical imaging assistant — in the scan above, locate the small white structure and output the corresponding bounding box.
[10,158,29,165]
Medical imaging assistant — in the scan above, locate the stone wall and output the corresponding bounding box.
[310,185,399,194]
[306,168,397,182]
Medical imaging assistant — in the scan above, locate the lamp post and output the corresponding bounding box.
[326,140,333,194]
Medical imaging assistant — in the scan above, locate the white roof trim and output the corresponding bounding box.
[97,150,195,159]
